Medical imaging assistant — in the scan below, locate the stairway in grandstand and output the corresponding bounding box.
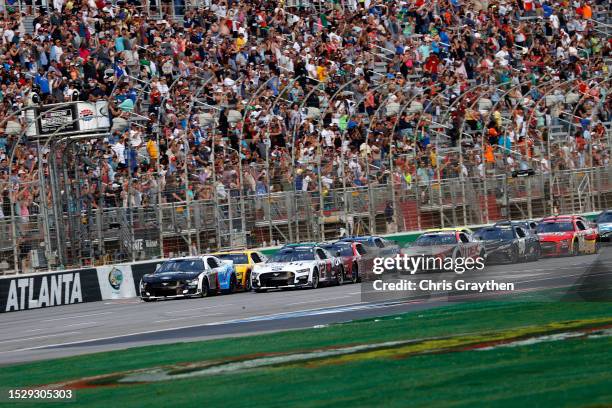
[23,15,35,35]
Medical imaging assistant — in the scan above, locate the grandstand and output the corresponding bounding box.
[0,0,610,273]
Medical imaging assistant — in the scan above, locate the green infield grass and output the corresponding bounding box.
[2,299,611,407]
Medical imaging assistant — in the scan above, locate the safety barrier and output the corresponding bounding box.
[0,260,162,313]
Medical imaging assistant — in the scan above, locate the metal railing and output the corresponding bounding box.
[1,166,611,274]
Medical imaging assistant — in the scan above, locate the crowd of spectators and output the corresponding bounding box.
[0,0,610,225]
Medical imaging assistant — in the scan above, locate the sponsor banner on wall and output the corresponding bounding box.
[96,265,137,300]
[0,269,102,313]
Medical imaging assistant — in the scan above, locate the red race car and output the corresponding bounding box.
[536,215,599,257]
[321,241,374,283]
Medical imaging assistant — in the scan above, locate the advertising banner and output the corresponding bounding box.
[76,102,98,131]
[95,265,137,300]
[37,105,78,136]
[0,269,102,313]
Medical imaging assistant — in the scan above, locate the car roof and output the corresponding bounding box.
[212,250,258,255]
[541,215,584,222]
[427,227,473,234]
[282,242,319,247]
[278,246,318,251]
[340,236,381,241]
[165,256,206,262]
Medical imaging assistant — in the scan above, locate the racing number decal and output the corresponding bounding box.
[517,238,526,256]
[577,234,586,252]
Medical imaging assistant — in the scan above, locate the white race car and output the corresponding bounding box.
[251,245,345,292]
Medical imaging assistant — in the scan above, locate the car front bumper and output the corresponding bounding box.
[539,241,571,257]
[252,272,309,289]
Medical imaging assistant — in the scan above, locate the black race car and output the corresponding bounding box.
[474,222,541,263]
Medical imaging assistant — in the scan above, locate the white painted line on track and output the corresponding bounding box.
[286,296,351,306]
[153,313,226,324]
[44,312,113,322]
[164,305,234,314]
[26,328,44,332]
[0,301,381,354]
[64,322,98,328]
[0,332,81,345]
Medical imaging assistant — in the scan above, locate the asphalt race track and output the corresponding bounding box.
[1,249,610,366]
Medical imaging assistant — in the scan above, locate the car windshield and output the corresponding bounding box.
[322,244,353,256]
[216,254,249,264]
[268,250,315,262]
[596,212,612,223]
[537,222,574,233]
[476,229,515,240]
[156,259,203,273]
[414,234,457,246]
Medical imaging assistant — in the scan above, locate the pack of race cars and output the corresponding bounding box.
[139,211,608,301]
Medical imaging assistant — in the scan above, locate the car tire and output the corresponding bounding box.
[336,267,344,286]
[311,269,319,289]
[351,263,359,284]
[141,298,154,302]
[572,241,579,256]
[199,279,210,298]
[255,288,267,293]
[509,246,518,263]
[531,244,541,261]
[245,272,252,291]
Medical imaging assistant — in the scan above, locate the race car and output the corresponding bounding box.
[251,245,344,292]
[536,215,599,257]
[474,222,540,263]
[320,240,373,283]
[139,255,237,301]
[595,209,612,243]
[401,229,486,273]
[212,250,267,291]
[338,236,400,258]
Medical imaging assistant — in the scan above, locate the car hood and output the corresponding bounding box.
[402,245,455,257]
[142,271,202,283]
[538,232,574,241]
[481,240,513,252]
[255,262,314,272]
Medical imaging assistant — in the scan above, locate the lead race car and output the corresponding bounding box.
[251,245,344,292]
[139,255,237,301]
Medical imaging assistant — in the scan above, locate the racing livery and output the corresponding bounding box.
[401,229,486,272]
[251,245,344,291]
[595,210,612,243]
[474,222,540,263]
[140,256,236,301]
[320,241,373,283]
[212,250,267,291]
[537,215,599,257]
